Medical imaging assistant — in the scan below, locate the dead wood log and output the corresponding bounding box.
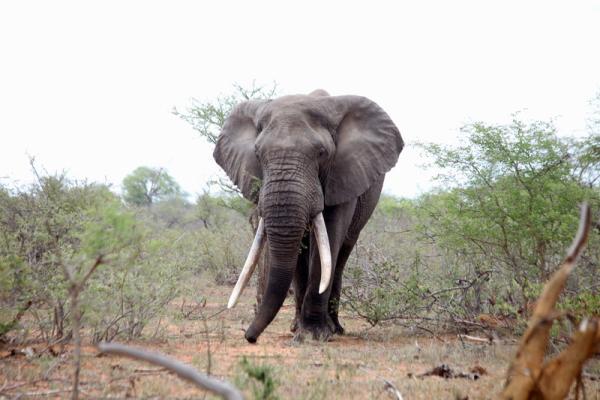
[501,204,600,400]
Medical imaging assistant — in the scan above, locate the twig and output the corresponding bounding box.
[12,388,73,397]
[415,325,448,343]
[382,379,404,400]
[0,378,71,394]
[42,356,68,380]
[458,334,495,344]
[97,342,243,400]
[199,308,212,376]
[0,381,29,393]
[205,307,227,320]
[450,318,489,330]
[0,300,33,340]
[79,256,105,288]
[565,204,591,264]
[133,367,167,374]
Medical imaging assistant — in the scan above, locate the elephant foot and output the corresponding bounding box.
[290,315,299,333]
[292,322,333,343]
[327,314,345,335]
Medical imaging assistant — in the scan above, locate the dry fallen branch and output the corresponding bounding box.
[501,203,600,400]
[97,342,243,400]
[382,378,404,400]
[411,364,483,380]
[9,388,74,397]
[458,334,496,344]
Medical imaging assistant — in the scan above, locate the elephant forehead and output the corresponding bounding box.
[260,95,330,120]
[255,124,317,151]
[255,96,335,151]
[265,94,313,108]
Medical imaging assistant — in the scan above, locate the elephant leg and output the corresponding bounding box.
[291,233,310,333]
[328,176,385,334]
[296,200,356,341]
[327,240,356,335]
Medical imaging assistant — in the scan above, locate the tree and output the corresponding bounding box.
[173,81,277,195]
[173,81,278,146]
[572,90,600,189]
[588,89,600,135]
[122,166,181,206]
[417,116,599,309]
[173,81,278,197]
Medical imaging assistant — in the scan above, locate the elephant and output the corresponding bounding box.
[214,89,403,343]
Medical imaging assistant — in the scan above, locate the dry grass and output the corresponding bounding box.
[1,282,599,399]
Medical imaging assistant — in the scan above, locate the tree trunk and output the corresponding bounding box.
[54,301,64,339]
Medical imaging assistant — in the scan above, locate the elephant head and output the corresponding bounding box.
[214,90,403,342]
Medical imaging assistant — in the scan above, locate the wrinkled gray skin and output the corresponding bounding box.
[214,90,403,343]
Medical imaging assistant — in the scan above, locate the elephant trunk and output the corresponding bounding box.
[244,153,319,343]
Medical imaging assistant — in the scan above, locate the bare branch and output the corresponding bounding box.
[382,379,403,400]
[565,203,591,264]
[536,318,599,399]
[79,256,105,288]
[458,334,496,344]
[501,203,597,399]
[97,342,243,400]
[10,389,73,397]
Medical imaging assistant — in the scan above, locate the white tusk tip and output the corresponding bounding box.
[227,292,240,309]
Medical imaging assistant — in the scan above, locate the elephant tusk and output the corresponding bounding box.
[227,218,266,309]
[313,213,332,294]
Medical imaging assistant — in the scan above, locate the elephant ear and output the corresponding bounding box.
[213,101,265,202]
[324,96,403,206]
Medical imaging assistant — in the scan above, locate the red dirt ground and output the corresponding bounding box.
[1,283,599,399]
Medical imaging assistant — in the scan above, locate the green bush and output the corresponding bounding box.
[235,356,279,400]
[0,169,202,343]
[344,260,431,327]
[558,291,600,321]
[0,173,122,341]
[416,116,600,311]
[342,117,599,332]
[83,227,193,341]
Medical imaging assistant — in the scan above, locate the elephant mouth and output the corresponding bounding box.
[226,212,332,309]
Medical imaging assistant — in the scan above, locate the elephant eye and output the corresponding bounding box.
[318,146,327,158]
[256,123,263,134]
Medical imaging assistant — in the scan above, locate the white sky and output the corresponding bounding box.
[1,1,599,199]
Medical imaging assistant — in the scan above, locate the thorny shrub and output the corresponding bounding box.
[342,117,599,334]
[0,171,191,343]
[235,356,280,400]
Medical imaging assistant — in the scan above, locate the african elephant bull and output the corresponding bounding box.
[214,90,403,343]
